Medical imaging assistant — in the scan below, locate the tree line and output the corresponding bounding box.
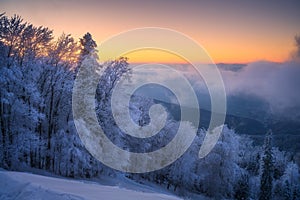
[0,13,299,199]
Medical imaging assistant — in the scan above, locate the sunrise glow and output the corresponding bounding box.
[1,0,299,64]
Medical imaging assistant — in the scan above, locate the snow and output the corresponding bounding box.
[0,170,181,200]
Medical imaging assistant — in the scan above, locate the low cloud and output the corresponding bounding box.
[220,61,300,119]
[130,61,300,120]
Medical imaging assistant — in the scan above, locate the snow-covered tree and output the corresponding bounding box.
[234,173,250,200]
[281,162,300,200]
[259,130,274,200]
[1,13,299,200]
[48,33,80,68]
[79,32,97,61]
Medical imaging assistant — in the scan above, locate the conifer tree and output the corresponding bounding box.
[259,130,274,200]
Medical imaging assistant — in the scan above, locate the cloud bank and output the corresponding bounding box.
[219,61,300,119]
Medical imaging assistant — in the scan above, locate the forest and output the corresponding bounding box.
[0,13,299,200]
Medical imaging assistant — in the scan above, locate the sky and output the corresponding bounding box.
[1,0,300,63]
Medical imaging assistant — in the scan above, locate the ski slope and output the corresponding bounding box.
[0,170,181,200]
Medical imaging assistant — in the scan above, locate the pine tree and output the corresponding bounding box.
[234,174,250,200]
[259,130,274,200]
[79,32,97,60]
[283,180,292,200]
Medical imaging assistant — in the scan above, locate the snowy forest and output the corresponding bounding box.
[0,13,300,200]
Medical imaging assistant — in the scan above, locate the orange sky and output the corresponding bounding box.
[1,0,299,63]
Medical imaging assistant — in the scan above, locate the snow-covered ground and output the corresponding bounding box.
[0,169,182,200]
